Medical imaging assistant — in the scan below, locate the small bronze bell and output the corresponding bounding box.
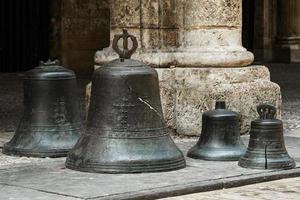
[3,60,82,158]
[66,29,186,173]
[238,104,295,169]
[187,101,246,161]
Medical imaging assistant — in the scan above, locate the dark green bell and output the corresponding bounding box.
[188,101,246,161]
[2,60,82,158]
[238,104,295,169]
[66,29,186,173]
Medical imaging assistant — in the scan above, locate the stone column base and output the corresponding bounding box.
[274,41,300,63]
[157,65,281,136]
[95,48,254,68]
[86,65,281,137]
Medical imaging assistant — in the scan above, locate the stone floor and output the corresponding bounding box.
[0,135,299,200]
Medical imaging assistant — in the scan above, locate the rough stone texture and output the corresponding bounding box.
[157,65,281,136]
[95,0,254,68]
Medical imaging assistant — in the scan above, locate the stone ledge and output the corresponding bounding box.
[95,48,254,68]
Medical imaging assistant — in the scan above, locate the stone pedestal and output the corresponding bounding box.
[276,0,300,63]
[92,0,281,136]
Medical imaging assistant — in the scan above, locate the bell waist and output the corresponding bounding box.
[85,127,168,139]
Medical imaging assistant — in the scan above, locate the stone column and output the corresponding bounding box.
[276,0,300,62]
[95,0,253,67]
[173,0,253,67]
[95,0,180,67]
[94,0,281,136]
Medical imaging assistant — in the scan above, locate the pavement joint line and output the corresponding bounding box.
[0,157,65,171]
[86,168,300,200]
[0,182,84,199]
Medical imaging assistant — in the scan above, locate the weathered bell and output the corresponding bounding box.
[187,101,246,161]
[3,60,82,158]
[66,29,186,173]
[238,104,295,169]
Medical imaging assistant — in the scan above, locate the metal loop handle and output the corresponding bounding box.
[112,29,138,60]
[257,104,277,119]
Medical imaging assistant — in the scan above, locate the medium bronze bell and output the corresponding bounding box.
[238,104,295,169]
[187,101,246,161]
[66,29,186,173]
[3,60,82,158]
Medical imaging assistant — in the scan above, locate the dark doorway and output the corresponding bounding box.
[0,0,50,72]
[242,0,255,52]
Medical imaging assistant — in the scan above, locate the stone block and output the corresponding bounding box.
[175,80,281,136]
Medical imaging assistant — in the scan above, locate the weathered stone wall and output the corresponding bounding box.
[50,0,110,75]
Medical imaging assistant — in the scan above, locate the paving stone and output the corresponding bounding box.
[0,184,80,200]
[161,177,300,200]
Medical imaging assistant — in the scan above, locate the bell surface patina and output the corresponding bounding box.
[3,60,82,158]
[239,104,295,170]
[66,29,186,173]
[188,101,246,161]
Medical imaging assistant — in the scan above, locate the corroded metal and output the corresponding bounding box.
[187,101,246,161]
[66,29,186,173]
[239,104,296,169]
[2,60,82,158]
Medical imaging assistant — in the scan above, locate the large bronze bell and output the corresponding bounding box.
[187,101,246,161]
[239,104,295,169]
[3,60,82,158]
[66,30,186,173]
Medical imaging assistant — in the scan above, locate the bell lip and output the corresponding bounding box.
[238,158,296,170]
[187,145,246,161]
[65,158,186,174]
[2,144,70,158]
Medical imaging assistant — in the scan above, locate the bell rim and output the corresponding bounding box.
[2,144,71,158]
[238,158,296,170]
[65,157,186,174]
[187,145,246,161]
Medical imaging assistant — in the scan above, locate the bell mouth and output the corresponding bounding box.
[2,144,70,158]
[215,101,226,109]
[187,144,246,161]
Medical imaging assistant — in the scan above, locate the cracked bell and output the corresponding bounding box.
[187,101,246,161]
[66,29,186,173]
[2,60,82,158]
[238,104,295,170]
